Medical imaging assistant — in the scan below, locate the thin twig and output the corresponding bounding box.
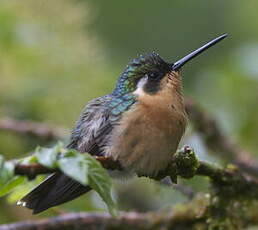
[159,177,196,200]
[14,163,56,180]
[185,99,258,177]
[0,117,67,140]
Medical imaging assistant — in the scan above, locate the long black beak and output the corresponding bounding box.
[172,34,227,71]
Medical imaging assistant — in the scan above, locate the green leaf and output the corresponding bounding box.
[0,176,26,197]
[7,175,45,203]
[19,155,38,164]
[87,157,117,216]
[0,155,4,173]
[0,155,15,186]
[57,150,117,216]
[1,144,117,216]
[57,150,89,185]
[35,142,63,168]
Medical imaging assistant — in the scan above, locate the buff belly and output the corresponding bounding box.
[106,103,186,176]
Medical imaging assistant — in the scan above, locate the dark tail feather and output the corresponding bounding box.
[19,172,92,214]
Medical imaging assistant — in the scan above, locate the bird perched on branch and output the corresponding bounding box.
[19,34,227,214]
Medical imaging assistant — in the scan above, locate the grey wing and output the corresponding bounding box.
[20,95,114,214]
[71,93,138,154]
[68,94,114,155]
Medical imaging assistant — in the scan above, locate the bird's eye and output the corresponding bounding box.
[149,72,157,78]
[148,72,162,80]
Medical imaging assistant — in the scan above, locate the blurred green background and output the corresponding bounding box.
[1,0,258,224]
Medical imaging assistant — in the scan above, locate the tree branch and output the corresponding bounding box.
[13,146,258,197]
[185,99,258,177]
[0,210,206,230]
[14,163,56,179]
[2,197,258,230]
[0,117,66,140]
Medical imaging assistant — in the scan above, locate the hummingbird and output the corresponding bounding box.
[19,34,227,214]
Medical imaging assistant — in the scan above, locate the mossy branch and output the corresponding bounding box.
[13,146,258,201]
[1,196,258,230]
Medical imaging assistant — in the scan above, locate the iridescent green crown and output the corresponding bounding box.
[113,52,170,96]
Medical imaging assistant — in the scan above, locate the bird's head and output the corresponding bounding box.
[113,34,227,96]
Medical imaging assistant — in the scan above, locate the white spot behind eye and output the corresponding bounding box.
[133,76,148,96]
